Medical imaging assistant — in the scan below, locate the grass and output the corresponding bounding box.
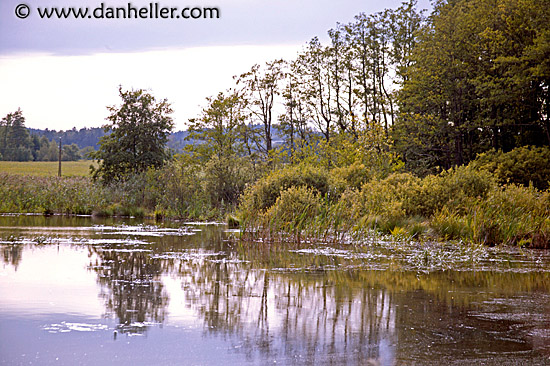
[0,160,96,177]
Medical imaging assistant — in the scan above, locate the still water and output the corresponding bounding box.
[1,215,549,365]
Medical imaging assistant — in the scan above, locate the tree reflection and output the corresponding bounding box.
[169,241,550,364]
[1,218,549,363]
[173,255,396,364]
[1,243,23,269]
[89,247,168,335]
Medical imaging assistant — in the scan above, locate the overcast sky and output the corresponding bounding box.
[0,0,430,131]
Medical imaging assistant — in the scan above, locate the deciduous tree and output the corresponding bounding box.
[91,87,174,183]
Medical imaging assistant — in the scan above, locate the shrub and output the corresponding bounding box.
[352,173,420,220]
[404,165,496,217]
[464,184,550,247]
[239,164,331,215]
[470,146,550,190]
[202,155,255,210]
[335,173,421,234]
[264,186,322,236]
[329,161,373,190]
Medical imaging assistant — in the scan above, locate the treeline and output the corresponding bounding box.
[0,109,83,161]
[181,0,549,179]
[29,126,105,150]
[0,112,195,161]
[396,0,550,175]
[144,0,549,247]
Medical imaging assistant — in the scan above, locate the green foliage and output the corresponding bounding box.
[347,173,420,222]
[0,109,33,161]
[186,90,247,161]
[429,184,550,247]
[404,165,496,217]
[62,143,81,161]
[202,155,255,210]
[470,146,550,190]
[464,185,550,247]
[0,110,82,162]
[329,162,373,190]
[0,173,109,215]
[239,164,331,215]
[236,59,285,158]
[4,1,550,249]
[395,0,550,175]
[91,87,174,183]
[264,186,322,237]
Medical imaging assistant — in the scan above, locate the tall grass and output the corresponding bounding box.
[0,173,107,215]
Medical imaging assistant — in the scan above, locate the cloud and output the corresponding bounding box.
[0,0,424,55]
[0,45,303,130]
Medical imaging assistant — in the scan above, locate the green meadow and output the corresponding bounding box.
[0,160,96,177]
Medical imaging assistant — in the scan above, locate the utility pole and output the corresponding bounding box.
[58,136,62,177]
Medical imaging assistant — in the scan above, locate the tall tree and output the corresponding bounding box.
[185,90,252,208]
[91,87,174,183]
[296,37,336,143]
[186,90,247,160]
[236,60,285,160]
[395,0,550,175]
[0,109,33,161]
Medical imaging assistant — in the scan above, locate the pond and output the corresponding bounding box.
[1,215,549,365]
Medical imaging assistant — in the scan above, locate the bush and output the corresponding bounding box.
[404,165,496,217]
[352,173,420,220]
[202,155,255,210]
[334,173,421,234]
[239,164,332,214]
[264,186,322,235]
[470,146,550,190]
[329,161,373,190]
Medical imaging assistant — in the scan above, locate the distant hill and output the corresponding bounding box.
[28,127,105,150]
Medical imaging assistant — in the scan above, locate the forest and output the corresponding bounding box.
[0,118,190,161]
[1,0,549,247]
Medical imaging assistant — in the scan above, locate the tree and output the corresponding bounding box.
[278,59,314,161]
[236,59,285,161]
[186,90,247,161]
[185,90,254,209]
[394,0,550,176]
[0,109,33,161]
[91,87,174,183]
[62,143,81,161]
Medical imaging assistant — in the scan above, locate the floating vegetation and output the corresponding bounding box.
[150,250,226,261]
[42,322,109,333]
[255,234,550,274]
[94,224,194,237]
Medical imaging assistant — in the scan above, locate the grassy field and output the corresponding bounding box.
[0,160,96,177]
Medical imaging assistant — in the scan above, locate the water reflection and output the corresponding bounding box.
[1,215,550,365]
[90,247,168,335]
[2,242,22,269]
[183,268,398,364]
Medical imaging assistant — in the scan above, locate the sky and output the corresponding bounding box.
[0,0,430,131]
